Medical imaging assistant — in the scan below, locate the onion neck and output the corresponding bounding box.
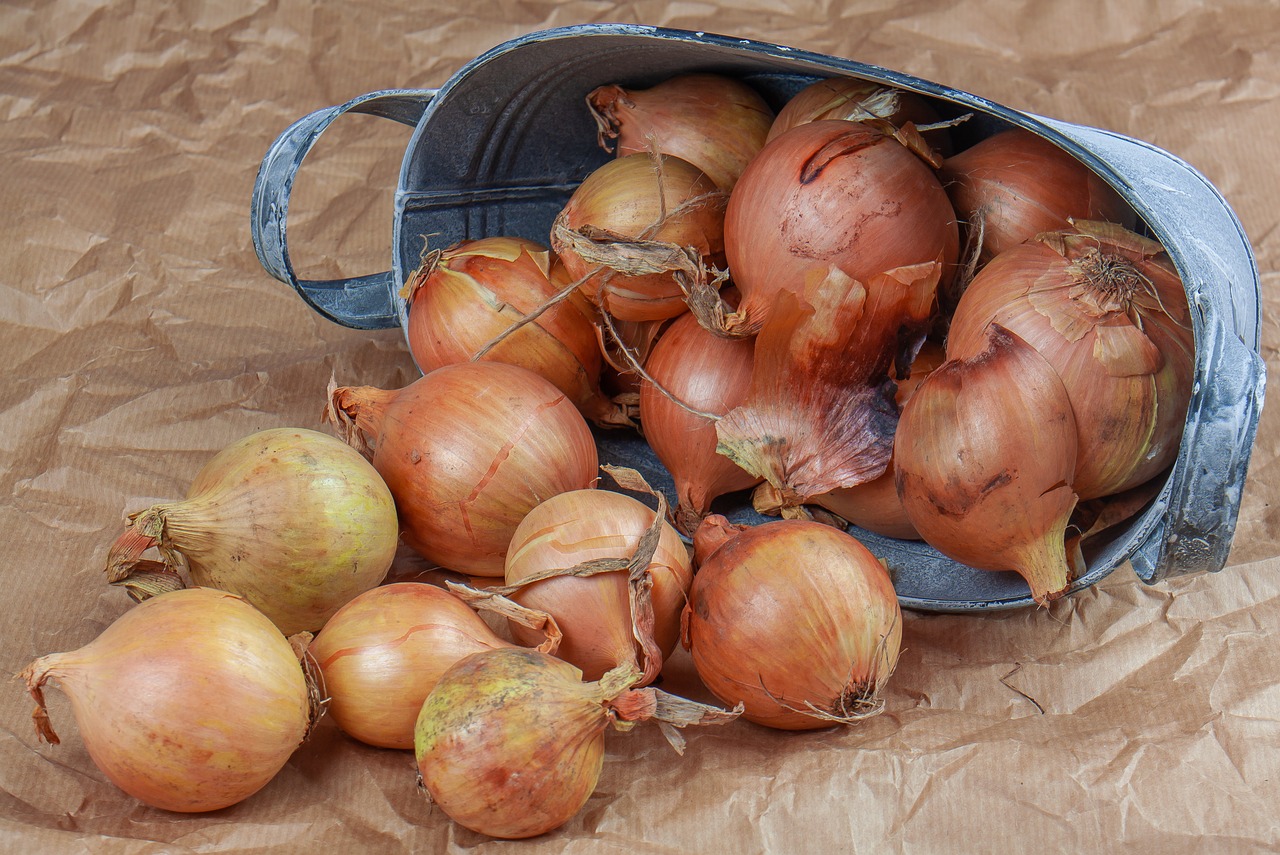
[1010,531,1075,607]
[328,385,397,458]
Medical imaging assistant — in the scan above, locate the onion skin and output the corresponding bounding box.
[330,362,599,576]
[308,583,516,750]
[21,587,311,812]
[939,128,1135,265]
[895,325,1080,605]
[639,311,760,534]
[945,222,1194,499]
[682,519,901,731]
[105,428,399,636]
[588,73,774,191]
[720,119,958,336]
[552,152,727,322]
[768,77,953,156]
[504,489,693,682]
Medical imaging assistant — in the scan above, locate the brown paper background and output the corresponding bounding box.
[3,1,1278,851]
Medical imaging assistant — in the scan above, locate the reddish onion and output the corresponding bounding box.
[502,487,692,682]
[403,237,631,429]
[588,73,774,191]
[21,587,314,812]
[768,77,953,156]
[639,311,760,534]
[682,518,902,730]
[552,152,727,322]
[707,119,958,336]
[945,221,1194,499]
[329,362,599,576]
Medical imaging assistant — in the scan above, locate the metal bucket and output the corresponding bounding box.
[250,23,1265,612]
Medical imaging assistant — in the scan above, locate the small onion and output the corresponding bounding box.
[21,587,312,812]
[552,152,727,322]
[105,428,399,636]
[329,362,599,576]
[683,518,902,730]
[768,77,953,156]
[639,311,760,534]
[504,488,692,682]
[588,73,774,191]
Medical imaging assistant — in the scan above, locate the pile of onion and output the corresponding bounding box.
[104,428,399,635]
[21,587,316,812]
[328,361,598,576]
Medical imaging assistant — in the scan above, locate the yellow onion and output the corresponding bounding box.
[502,488,692,682]
[811,340,946,538]
[895,324,1081,605]
[588,73,774,191]
[415,648,736,839]
[939,128,1135,266]
[639,311,760,534]
[682,518,901,730]
[104,428,398,636]
[768,77,953,156]
[945,221,1194,499]
[704,119,957,337]
[21,587,313,812]
[403,237,631,429]
[329,362,598,576]
[551,152,727,322]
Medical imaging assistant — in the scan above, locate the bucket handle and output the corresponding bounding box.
[250,89,437,330]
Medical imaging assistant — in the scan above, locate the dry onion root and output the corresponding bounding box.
[104,428,399,636]
[21,587,317,812]
[682,517,902,731]
[414,648,739,839]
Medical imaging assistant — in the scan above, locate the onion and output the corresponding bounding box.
[329,362,598,576]
[414,648,737,839]
[309,582,559,750]
[104,428,399,636]
[945,221,1194,499]
[588,73,774,191]
[639,311,759,534]
[704,119,958,337]
[895,324,1082,605]
[21,587,314,812]
[682,518,902,730]
[768,77,954,156]
[939,128,1135,267]
[502,487,692,682]
[551,152,727,322]
[403,237,631,429]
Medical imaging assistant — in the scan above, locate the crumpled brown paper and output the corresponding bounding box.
[3,1,1278,852]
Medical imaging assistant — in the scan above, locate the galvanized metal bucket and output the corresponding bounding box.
[250,23,1265,612]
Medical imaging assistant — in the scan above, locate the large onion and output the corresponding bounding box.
[329,362,599,576]
[21,587,313,812]
[945,221,1194,499]
[105,428,399,636]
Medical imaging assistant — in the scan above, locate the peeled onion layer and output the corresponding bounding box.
[104,428,400,636]
[895,324,1083,606]
[715,260,941,514]
[21,587,314,813]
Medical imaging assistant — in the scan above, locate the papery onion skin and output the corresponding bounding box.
[639,311,760,534]
[682,519,902,731]
[768,77,953,156]
[552,152,727,322]
[404,237,628,429]
[414,648,635,839]
[309,582,515,750]
[945,222,1193,499]
[722,120,959,336]
[505,489,692,682]
[106,428,399,636]
[21,587,310,813]
[331,362,599,576]
[588,73,775,191]
[939,128,1135,265]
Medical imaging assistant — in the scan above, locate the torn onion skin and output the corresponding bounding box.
[895,324,1081,606]
[682,518,902,731]
[945,221,1194,500]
